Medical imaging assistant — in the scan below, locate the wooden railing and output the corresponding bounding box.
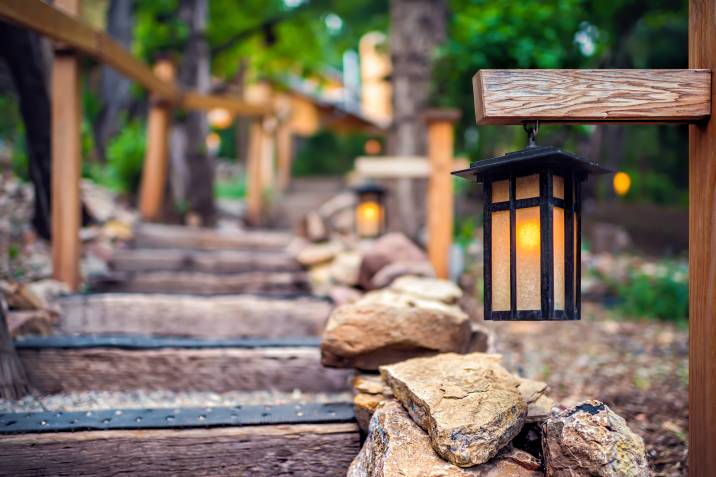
[0,0,277,290]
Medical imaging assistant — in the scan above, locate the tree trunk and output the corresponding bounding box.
[93,0,134,163]
[169,0,216,225]
[0,299,30,399]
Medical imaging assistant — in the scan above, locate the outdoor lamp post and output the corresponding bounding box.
[453,123,611,320]
[354,183,387,239]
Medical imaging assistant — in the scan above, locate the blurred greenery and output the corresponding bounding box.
[86,121,146,195]
[214,174,246,200]
[293,129,370,176]
[614,261,688,324]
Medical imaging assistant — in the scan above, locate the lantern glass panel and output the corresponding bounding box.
[516,174,540,199]
[553,206,565,310]
[553,175,564,199]
[491,210,511,311]
[492,179,509,202]
[356,196,383,238]
[515,206,541,310]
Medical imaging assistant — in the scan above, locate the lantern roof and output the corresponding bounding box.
[353,182,387,195]
[452,145,612,182]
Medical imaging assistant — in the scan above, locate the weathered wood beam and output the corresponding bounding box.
[132,223,294,251]
[88,270,309,295]
[55,293,330,338]
[0,423,360,476]
[18,344,351,393]
[0,0,272,116]
[689,1,716,475]
[473,69,711,125]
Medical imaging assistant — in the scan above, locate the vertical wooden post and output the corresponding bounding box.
[424,109,461,279]
[51,0,81,291]
[139,58,175,221]
[276,124,293,192]
[246,118,264,225]
[689,1,716,474]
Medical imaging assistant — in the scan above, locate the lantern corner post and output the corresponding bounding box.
[688,0,716,474]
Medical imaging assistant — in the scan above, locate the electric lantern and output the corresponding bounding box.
[354,183,387,239]
[453,124,611,320]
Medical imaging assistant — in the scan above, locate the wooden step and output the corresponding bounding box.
[0,423,359,476]
[133,223,294,251]
[88,270,309,295]
[55,293,331,339]
[16,336,351,394]
[109,248,301,274]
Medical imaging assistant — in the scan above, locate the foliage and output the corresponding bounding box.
[293,129,370,176]
[614,261,688,324]
[87,121,146,195]
[214,174,246,200]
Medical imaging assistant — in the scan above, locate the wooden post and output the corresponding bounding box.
[276,124,293,192]
[51,0,81,291]
[139,58,175,221]
[689,1,716,474]
[246,119,264,225]
[424,109,460,279]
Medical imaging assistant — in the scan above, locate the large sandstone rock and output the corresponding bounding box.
[381,353,528,467]
[518,377,555,423]
[358,233,426,289]
[353,373,393,433]
[389,275,463,304]
[370,260,435,289]
[348,400,543,477]
[542,400,649,477]
[296,241,342,267]
[321,301,471,370]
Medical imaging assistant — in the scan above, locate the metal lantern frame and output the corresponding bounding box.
[353,182,387,239]
[454,138,610,321]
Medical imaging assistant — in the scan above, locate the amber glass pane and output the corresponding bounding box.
[491,211,510,311]
[515,207,541,310]
[553,176,564,199]
[356,201,382,237]
[492,179,509,203]
[516,174,539,199]
[553,207,565,310]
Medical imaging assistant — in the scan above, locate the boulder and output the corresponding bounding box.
[381,353,527,467]
[370,260,435,289]
[518,377,555,423]
[296,241,342,267]
[301,211,329,242]
[389,275,462,304]
[348,400,543,477]
[329,251,362,286]
[353,373,393,433]
[358,233,426,289]
[321,301,471,370]
[327,286,362,306]
[542,400,649,477]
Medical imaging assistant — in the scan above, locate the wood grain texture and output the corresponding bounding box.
[689,1,716,475]
[132,223,293,251]
[0,423,360,476]
[19,346,351,393]
[50,0,81,292]
[109,248,301,273]
[473,69,711,124]
[56,293,330,338]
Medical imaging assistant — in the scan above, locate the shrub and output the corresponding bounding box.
[615,260,688,324]
[89,121,146,195]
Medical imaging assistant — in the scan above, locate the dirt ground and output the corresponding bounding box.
[482,302,688,477]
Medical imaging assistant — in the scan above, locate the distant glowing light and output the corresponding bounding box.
[208,108,233,129]
[324,13,343,33]
[206,132,221,155]
[517,220,540,251]
[613,171,631,196]
[364,139,381,155]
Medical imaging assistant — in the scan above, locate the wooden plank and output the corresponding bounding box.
[0,423,360,476]
[425,110,460,279]
[473,69,711,125]
[55,293,330,338]
[88,270,309,295]
[18,346,351,393]
[246,120,265,224]
[139,59,175,221]
[689,1,716,475]
[183,91,272,117]
[132,223,294,251]
[51,0,82,292]
[109,248,301,273]
[355,156,431,179]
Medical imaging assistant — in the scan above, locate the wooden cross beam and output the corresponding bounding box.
[470,5,714,472]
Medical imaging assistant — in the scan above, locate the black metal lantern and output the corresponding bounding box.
[453,125,611,321]
[353,182,387,239]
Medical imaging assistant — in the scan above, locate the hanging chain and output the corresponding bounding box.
[523,120,539,147]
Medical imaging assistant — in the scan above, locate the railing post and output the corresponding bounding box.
[424,109,461,279]
[51,0,81,291]
[139,57,175,221]
[276,123,293,192]
[246,117,265,225]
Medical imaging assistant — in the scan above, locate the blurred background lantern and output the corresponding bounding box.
[353,182,387,239]
[453,124,611,321]
[613,171,632,197]
[208,108,233,129]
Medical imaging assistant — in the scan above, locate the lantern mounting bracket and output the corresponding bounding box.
[523,120,539,147]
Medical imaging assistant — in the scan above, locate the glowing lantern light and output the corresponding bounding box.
[208,108,233,129]
[364,139,382,155]
[206,132,221,156]
[453,123,612,320]
[613,171,631,196]
[353,183,387,239]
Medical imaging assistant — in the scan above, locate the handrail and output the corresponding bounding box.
[0,0,273,117]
